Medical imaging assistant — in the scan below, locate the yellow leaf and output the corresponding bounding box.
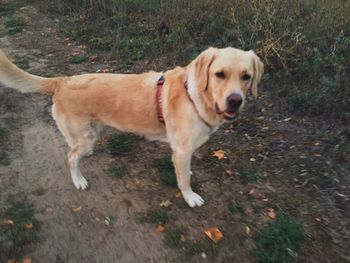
[204,227,223,243]
[175,191,182,198]
[267,208,276,219]
[25,223,33,229]
[212,150,226,160]
[160,200,172,207]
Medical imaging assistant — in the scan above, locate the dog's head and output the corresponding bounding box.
[188,47,264,122]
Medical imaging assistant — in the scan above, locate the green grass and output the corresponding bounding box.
[70,55,88,64]
[155,158,177,187]
[4,17,25,35]
[107,133,137,155]
[14,56,30,70]
[109,164,127,178]
[0,3,15,16]
[228,200,243,215]
[238,170,262,184]
[0,194,42,260]
[254,213,305,263]
[136,209,169,225]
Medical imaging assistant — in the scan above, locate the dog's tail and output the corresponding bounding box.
[0,50,63,95]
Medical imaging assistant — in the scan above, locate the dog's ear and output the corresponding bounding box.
[249,50,264,97]
[194,47,217,92]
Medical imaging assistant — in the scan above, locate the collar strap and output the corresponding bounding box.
[156,75,165,124]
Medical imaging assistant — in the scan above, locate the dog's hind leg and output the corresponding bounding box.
[67,122,100,190]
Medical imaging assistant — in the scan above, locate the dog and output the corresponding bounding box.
[0,47,263,207]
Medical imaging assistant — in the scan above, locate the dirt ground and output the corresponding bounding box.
[0,2,349,263]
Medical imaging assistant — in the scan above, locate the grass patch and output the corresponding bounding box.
[107,133,137,155]
[136,209,169,225]
[155,158,177,187]
[254,213,305,263]
[70,54,88,64]
[0,3,15,16]
[228,200,243,215]
[238,170,262,184]
[0,150,10,166]
[0,194,41,260]
[14,56,30,70]
[163,228,212,257]
[4,17,25,35]
[109,164,127,178]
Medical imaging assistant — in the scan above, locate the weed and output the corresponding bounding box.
[0,127,8,141]
[4,17,25,35]
[254,213,305,263]
[70,55,88,64]
[109,164,127,178]
[163,228,183,248]
[0,194,41,260]
[14,56,30,70]
[107,133,137,155]
[0,3,15,16]
[136,209,169,225]
[0,150,10,166]
[228,200,243,215]
[155,158,177,187]
[238,170,262,184]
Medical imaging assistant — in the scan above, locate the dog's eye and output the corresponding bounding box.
[242,74,251,81]
[215,71,225,79]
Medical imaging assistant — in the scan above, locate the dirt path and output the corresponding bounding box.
[0,2,349,263]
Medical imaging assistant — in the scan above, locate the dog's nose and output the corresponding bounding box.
[226,93,243,111]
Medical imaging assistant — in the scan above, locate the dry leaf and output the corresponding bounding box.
[283,117,292,122]
[160,200,172,207]
[175,191,182,198]
[179,234,186,242]
[212,150,226,160]
[315,218,321,222]
[156,225,165,233]
[267,208,276,219]
[72,206,82,212]
[204,227,223,243]
[249,188,256,195]
[3,219,14,225]
[245,226,251,236]
[22,257,31,263]
[25,223,33,229]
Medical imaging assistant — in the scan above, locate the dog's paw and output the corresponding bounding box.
[72,175,89,190]
[183,191,204,208]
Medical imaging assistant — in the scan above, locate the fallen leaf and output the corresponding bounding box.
[3,219,14,225]
[160,200,172,207]
[179,234,186,242]
[89,55,98,61]
[22,257,31,263]
[245,226,251,236]
[250,158,256,162]
[262,198,269,202]
[25,223,33,229]
[156,225,165,233]
[267,208,276,219]
[175,191,182,198]
[249,188,256,195]
[204,227,223,243]
[315,218,321,222]
[283,117,292,122]
[212,150,226,160]
[72,206,82,212]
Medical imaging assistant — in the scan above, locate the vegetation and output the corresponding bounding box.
[0,194,41,260]
[254,213,305,263]
[155,157,177,187]
[109,164,128,178]
[42,0,349,117]
[107,133,137,155]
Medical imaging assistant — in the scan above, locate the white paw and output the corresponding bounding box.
[72,174,89,190]
[183,191,205,208]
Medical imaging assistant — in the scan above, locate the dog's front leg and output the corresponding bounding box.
[172,150,204,208]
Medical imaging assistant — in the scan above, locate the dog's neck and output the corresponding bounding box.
[186,67,222,129]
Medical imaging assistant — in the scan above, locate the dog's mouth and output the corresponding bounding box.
[215,104,239,121]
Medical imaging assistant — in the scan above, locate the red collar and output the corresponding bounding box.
[156,75,165,123]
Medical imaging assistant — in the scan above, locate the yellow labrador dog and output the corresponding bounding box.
[0,47,263,207]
